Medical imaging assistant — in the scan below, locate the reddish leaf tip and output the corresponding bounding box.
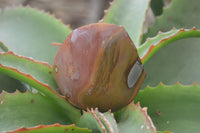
[51,42,62,47]
[0,89,23,96]
[5,51,15,55]
[104,9,108,13]
[0,63,62,98]
[98,19,103,23]
[141,44,155,61]
[66,24,72,30]
[100,0,116,22]
[109,0,116,6]
[172,27,176,30]
[51,12,56,17]
[193,81,198,85]
[1,51,52,68]
[159,82,165,85]
[192,26,197,30]
[129,102,157,132]
[146,37,151,41]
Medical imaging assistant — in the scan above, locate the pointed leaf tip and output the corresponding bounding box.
[51,42,62,47]
[115,102,156,133]
[0,41,9,52]
[78,108,119,133]
[139,28,200,64]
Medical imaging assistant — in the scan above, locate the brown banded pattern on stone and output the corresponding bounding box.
[53,23,145,112]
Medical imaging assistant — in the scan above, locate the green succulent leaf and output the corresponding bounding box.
[0,91,75,132]
[141,37,200,88]
[77,109,119,133]
[0,41,8,52]
[138,28,200,64]
[0,73,27,93]
[9,124,91,133]
[0,8,80,121]
[0,52,81,123]
[102,0,151,47]
[0,7,71,65]
[143,0,200,40]
[140,0,200,86]
[135,83,200,133]
[0,51,57,91]
[115,102,156,133]
[78,103,157,133]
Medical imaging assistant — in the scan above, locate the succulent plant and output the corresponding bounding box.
[1,0,200,133]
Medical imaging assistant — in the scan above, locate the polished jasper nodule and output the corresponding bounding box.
[53,23,145,112]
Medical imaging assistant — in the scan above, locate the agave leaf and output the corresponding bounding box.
[0,49,27,93]
[138,28,200,89]
[0,52,81,123]
[140,0,200,86]
[141,37,200,88]
[77,108,119,133]
[0,41,8,52]
[0,51,58,91]
[77,103,157,133]
[138,28,200,64]
[0,91,75,132]
[0,40,26,94]
[0,7,71,65]
[102,0,151,47]
[9,124,91,133]
[135,83,200,133]
[143,0,200,40]
[115,102,156,133]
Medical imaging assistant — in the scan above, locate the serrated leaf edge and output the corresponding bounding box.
[85,108,119,133]
[145,81,200,89]
[87,108,107,133]
[144,1,174,36]
[98,0,116,23]
[1,51,52,68]
[0,89,22,105]
[0,53,81,123]
[0,41,9,52]
[0,52,60,97]
[138,82,200,133]
[139,27,200,64]
[1,6,72,31]
[94,109,118,133]
[7,123,89,133]
[133,102,156,132]
[0,51,59,92]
